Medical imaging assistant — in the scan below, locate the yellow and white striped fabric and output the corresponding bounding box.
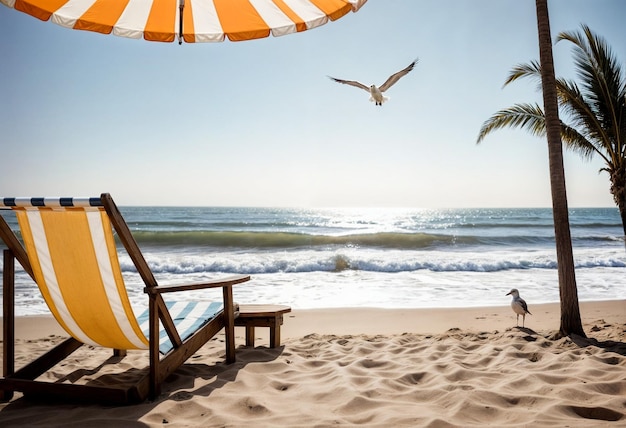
[1,196,227,355]
[11,201,151,350]
[2,0,367,43]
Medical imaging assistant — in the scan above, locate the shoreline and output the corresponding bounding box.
[3,300,624,341]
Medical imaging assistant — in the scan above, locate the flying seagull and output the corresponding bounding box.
[328,59,418,106]
[506,288,532,327]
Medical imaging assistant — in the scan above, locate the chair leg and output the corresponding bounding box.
[2,250,15,401]
[149,297,160,399]
[222,285,236,364]
[113,349,127,358]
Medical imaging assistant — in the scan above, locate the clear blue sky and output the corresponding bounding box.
[2,0,624,208]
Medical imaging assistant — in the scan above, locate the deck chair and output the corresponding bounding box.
[0,193,250,404]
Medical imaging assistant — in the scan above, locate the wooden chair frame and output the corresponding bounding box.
[0,193,250,404]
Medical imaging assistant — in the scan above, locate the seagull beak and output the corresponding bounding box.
[506,291,511,296]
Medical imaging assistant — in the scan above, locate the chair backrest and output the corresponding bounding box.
[0,197,149,350]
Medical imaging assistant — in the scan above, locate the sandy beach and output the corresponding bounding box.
[0,300,625,427]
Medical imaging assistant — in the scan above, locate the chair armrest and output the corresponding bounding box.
[144,274,250,295]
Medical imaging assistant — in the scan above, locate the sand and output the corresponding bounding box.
[0,300,625,427]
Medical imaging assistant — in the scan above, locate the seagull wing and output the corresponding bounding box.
[519,298,531,314]
[328,76,370,93]
[378,59,418,92]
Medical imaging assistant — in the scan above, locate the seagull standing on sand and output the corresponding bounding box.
[506,288,531,327]
[328,59,418,106]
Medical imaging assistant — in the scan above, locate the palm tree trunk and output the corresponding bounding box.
[611,168,626,240]
[617,190,626,253]
[535,0,585,337]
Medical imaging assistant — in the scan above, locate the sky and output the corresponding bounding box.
[1,0,625,208]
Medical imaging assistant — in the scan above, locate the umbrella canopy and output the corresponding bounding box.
[2,0,366,44]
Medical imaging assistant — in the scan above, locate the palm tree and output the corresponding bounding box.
[478,1,589,337]
[534,0,584,338]
[477,24,626,238]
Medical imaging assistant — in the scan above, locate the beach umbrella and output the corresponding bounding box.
[1,0,366,44]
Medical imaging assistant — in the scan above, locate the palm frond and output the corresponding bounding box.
[476,103,545,143]
[557,24,626,162]
[504,60,541,88]
[560,124,604,161]
[476,103,604,163]
[556,78,612,152]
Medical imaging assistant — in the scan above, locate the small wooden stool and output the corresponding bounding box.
[234,304,291,348]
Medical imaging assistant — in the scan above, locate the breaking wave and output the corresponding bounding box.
[128,230,620,250]
[118,251,626,275]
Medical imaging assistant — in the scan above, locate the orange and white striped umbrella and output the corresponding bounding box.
[2,0,367,44]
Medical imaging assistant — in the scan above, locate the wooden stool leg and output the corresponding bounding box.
[270,316,280,348]
[245,325,255,347]
[235,307,290,348]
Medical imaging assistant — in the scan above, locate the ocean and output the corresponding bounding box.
[1,207,624,316]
